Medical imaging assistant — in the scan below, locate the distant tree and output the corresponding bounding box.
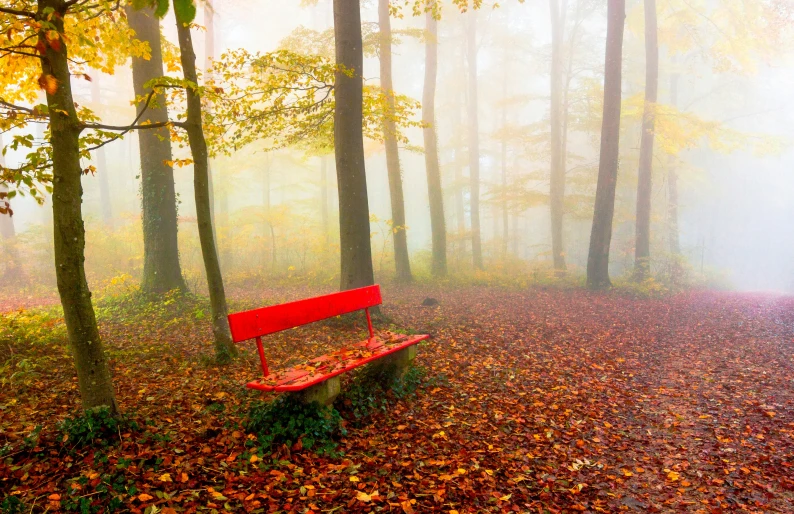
[633,0,658,281]
[466,10,483,269]
[378,0,412,283]
[586,0,625,289]
[422,2,447,276]
[549,0,567,274]
[334,0,375,290]
[126,2,187,295]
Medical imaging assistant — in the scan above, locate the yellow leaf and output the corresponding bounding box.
[158,473,172,482]
[456,468,466,475]
[499,493,512,501]
[667,471,680,481]
[349,476,360,482]
[250,455,259,463]
[356,491,372,502]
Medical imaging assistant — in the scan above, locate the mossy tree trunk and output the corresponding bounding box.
[39,0,117,412]
[126,5,186,295]
[334,0,375,291]
[174,16,236,363]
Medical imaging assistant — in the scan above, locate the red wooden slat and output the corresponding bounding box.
[246,333,428,392]
[227,285,382,342]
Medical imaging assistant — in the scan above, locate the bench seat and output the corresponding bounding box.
[246,330,428,392]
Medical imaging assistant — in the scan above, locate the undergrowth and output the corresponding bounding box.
[244,395,344,456]
[58,407,139,449]
[336,364,426,426]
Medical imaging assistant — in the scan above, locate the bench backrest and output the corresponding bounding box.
[228,285,382,343]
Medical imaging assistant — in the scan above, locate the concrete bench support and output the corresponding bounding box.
[290,376,341,406]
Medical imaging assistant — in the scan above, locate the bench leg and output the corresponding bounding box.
[289,376,341,407]
[378,345,417,382]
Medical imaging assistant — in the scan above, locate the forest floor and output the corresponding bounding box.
[1,285,794,513]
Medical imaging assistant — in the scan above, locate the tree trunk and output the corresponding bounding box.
[334,0,375,291]
[126,5,186,295]
[89,73,112,226]
[39,0,117,412]
[633,0,658,281]
[586,0,625,290]
[0,135,15,240]
[466,10,483,269]
[320,154,330,243]
[501,49,509,259]
[549,0,567,273]
[668,60,680,255]
[422,7,447,277]
[204,0,218,249]
[175,16,236,363]
[377,0,412,282]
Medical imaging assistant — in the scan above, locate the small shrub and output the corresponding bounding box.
[58,407,135,448]
[0,496,25,514]
[336,364,426,424]
[245,395,344,455]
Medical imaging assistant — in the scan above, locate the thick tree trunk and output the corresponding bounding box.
[39,0,117,412]
[633,0,658,281]
[422,7,447,277]
[126,5,186,295]
[466,11,483,269]
[175,17,236,363]
[378,0,412,282]
[89,73,112,226]
[586,0,625,290]
[668,62,680,255]
[334,0,375,290]
[549,0,567,273]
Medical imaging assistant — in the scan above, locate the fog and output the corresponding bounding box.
[2,0,793,293]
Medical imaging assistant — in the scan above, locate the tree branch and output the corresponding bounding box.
[0,6,36,17]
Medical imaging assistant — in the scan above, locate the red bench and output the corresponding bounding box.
[227,285,428,400]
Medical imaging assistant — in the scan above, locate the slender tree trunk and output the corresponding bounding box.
[422,6,447,276]
[0,135,15,240]
[204,0,218,249]
[500,46,509,258]
[549,0,567,273]
[586,0,626,290]
[334,0,375,290]
[667,59,680,255]
[39,0,117,412]
[320,154,330,243]
[126,5,186,295]
[378,0,412,282]
[466,10,483,269]
[634,0,658,281]
[175,16,235,363]
[89,73,112,226]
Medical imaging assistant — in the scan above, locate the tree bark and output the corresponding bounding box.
[466,10,483,269]
[175,16,236,363]
[549,0,567,273]
[667,60,680,255]
[422,7,447,277]
[633,0,658,281]
[39,0,118,412]
[334,0,375,290]
[204,0,218,249]
[378,0,412,282]
[126,5,186,295]
[586,0,625,290]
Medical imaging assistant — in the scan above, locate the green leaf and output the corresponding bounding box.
[173,0,196,23]
[154,0,169,18]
